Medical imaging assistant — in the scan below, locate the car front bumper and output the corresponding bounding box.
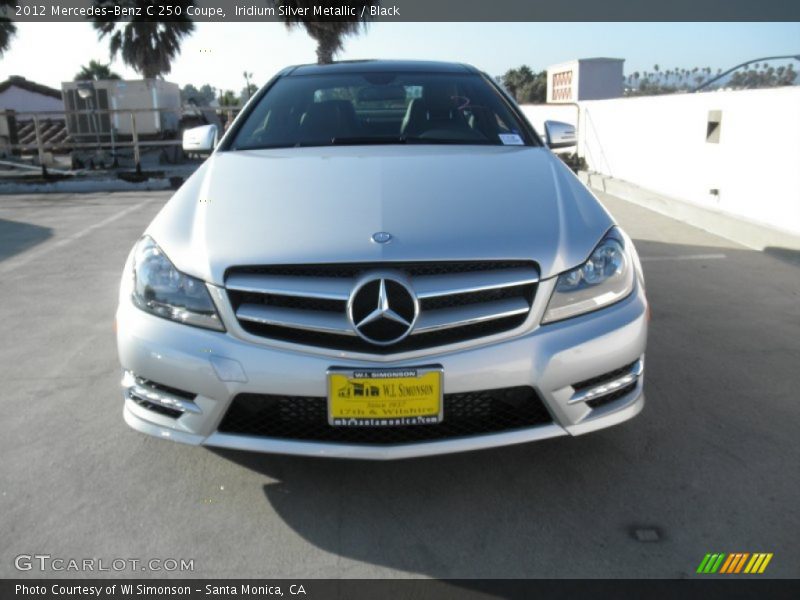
[117,280,648,460]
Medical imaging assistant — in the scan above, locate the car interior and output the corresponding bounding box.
[233,75,522,148]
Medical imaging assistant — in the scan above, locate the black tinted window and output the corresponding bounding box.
[229,72,534,149]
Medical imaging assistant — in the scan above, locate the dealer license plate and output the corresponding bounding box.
[327,367,443,427]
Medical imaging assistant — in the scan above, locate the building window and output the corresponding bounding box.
[706,110,722,143]
[551,70,573,102]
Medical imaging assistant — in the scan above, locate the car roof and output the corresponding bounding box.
[283,60,479,77]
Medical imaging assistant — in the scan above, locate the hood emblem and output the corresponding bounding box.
[347,275,419,345]
[371,232,393,244]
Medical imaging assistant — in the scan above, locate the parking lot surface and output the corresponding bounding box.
[1,189,798,578]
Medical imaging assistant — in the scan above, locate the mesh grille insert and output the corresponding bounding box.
[218,386,552,445]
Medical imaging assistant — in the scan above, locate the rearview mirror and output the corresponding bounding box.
[182,124,218,155]
[544,120,576,149]
[357,85,407,103]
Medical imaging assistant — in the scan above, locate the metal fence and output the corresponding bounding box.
[0,106,237,175]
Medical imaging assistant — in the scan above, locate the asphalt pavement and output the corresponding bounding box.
[0,189,798,579]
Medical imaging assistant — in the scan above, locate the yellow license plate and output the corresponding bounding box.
[327,367,443,427]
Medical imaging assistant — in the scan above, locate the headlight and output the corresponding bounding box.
[131,236,224,331]
[542,228,635,323]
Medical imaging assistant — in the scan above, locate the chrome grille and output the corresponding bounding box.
[225,261,538,353]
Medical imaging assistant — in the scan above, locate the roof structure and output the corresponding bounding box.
[0,76,63,100]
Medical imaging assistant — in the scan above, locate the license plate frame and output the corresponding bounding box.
[326,366,444,427]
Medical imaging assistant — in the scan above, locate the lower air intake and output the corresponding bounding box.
[218,386,552,445]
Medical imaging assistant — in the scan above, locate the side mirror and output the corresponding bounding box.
[182,124,218,154]
[544,120,576,149]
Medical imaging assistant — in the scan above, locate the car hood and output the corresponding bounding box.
[147,145,614,285]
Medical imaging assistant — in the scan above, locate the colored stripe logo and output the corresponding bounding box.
[696,553,773,574]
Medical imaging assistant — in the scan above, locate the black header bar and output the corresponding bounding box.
[3,579,800,600]
[5,0,800,22]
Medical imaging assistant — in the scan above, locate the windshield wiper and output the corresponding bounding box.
[330,136,501,146]
[233,141,323,150]
[329,136,408,145]
[404,137,497,145]
[236,136,503,150]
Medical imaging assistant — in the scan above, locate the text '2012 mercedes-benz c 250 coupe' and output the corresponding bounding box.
[117,60,648,459]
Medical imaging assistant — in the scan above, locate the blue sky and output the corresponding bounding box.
[1,22,798,90]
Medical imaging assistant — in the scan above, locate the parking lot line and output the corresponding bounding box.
[0,199,155,275]
[639,253,727,262]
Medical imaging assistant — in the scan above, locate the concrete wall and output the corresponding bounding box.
[521,86,800,237]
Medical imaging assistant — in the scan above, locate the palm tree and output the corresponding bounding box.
[0,0,15,57]
[274,0,379,64]
[218,90,239,107]
[75,60,121,81]
[242,71,257,100]
[91,0,194,78]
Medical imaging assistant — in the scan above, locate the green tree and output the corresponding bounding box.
[181,84,217,105]
[242,71,257,101]
[218,90,239,107]
[91,0,195,79]
[0,0,15,57]
[500,65,547,104]
[781,63,797,85]
[273,0,378,64]
[75,60,121,81]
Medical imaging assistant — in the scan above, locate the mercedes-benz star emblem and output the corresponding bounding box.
[347,275,419,346]
[371,232,393,244]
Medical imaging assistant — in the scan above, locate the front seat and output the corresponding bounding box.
[400,98,428,137]
[400,88,468,138]
[298,100,358,142]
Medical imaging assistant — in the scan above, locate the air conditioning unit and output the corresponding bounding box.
[61,79,181,140]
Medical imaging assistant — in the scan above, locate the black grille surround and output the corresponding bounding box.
[127,376,195,419]
[217,386,552,445]
[225,261,538,354]
[572,361,639,391]
[572,361,640,410]
[130,395,183,419]
[586,382,637,409]
[227,261,534,279]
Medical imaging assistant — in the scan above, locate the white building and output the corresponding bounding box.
[521,85,800,244]
[546,58,625,103]
[0,76,64,117]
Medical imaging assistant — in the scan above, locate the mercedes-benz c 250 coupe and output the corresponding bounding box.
[116,60,648,459]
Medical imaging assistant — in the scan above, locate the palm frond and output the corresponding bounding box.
[90,0,194,78]
[273,0,378,63]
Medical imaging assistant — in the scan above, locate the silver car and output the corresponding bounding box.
[117,60,648,459]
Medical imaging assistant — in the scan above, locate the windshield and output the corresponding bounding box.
[228,72,535,149]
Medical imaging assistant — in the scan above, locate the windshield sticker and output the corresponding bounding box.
[499,133,525,145]
[451,95,471,109]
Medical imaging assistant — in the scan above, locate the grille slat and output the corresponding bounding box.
[226,261,538,353]
[237,303,355,335]
[218,386,552,445]
[226,273,352,300]
[414,267,539,298]
[415,297,530,333]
